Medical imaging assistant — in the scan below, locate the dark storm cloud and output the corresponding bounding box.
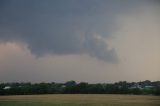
[0,0,142,62]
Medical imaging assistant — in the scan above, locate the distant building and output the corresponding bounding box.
[144,86,154,89]
[129,83,143,89]
[61,85,66,88]
[3,86,11,90]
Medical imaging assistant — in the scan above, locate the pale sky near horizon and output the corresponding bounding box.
[0,0,159,83]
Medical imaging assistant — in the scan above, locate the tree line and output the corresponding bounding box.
[0,80,160,95]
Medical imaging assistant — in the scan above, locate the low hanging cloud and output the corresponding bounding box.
[84,33,118,63]
[0,0,157,63]
[0,0,144,63]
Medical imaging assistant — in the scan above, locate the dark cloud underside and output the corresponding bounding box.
[0,0,144,62]
[0,0,140,62]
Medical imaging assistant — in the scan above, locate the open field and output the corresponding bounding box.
[0,94,160,106]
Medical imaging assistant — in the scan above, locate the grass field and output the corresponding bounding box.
[0,94,159,106]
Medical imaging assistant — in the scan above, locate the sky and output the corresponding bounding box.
[0,0,159,83]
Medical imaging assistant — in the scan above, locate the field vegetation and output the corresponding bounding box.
[0,94,160,106]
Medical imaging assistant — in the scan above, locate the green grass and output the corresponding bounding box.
[0,94,160,106]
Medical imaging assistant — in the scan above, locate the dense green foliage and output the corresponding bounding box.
[0,80,160,95]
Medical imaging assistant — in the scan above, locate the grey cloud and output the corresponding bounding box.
[84,33,118,62]
[0,0,145,63]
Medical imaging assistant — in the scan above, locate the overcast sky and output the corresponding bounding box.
[0,0,159,83]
